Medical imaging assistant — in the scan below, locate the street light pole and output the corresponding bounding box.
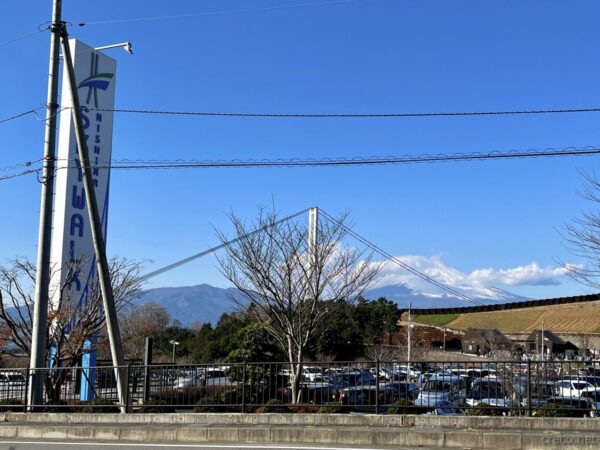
[443,327,446,352]
[541,320,545,362]
[28,0,62,411]
[170,340,179,364]
[407,303,412,380]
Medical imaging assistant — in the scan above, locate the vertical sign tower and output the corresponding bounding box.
[49,40,117,400]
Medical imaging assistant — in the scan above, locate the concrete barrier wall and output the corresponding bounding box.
[2,413,600,449]
[4,412,600,432]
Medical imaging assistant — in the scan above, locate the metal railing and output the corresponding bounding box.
[2,359,599,416]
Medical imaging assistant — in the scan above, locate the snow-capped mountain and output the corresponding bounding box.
[363,283,528,309]
[134,281,528,327]
[132,254,568,325]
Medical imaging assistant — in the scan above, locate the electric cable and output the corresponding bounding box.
[7,105,600,126]
[69,146,600,169]
[90,106,600,119]
[78,0,362,27]
[0,107,44,125]
[2,145,600,184]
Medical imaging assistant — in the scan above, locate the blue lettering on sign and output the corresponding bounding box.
[68,240,81,292]
[81,107,90,129]
[75,158,83,182]
[70,213,84,237]
[69,269,82,292]
[72,185,85,209]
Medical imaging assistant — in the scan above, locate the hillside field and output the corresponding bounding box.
[421,301,600,333]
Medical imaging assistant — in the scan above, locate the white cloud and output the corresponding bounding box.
[467,263,567,287]
[373,255,571,293]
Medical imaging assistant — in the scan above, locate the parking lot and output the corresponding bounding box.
[3,359,600,416]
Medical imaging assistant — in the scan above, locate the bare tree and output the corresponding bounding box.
[119,302,170,359]
[0,257,143,399]
[364,344,398,362]
[563,172,600,289]
[217,208,380,403]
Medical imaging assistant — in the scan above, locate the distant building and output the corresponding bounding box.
[462,328,512,355]
[525,329,579,357]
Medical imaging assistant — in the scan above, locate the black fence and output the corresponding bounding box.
[3,360,600,417]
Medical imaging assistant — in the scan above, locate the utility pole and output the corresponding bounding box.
[28,0,62,411]
[58,29,128,413]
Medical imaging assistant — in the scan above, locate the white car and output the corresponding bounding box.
[302,366,324,382]
[554,379,593,398]
[0,372,26,387]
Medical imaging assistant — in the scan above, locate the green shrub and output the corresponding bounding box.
[0,399,24,412]
[82,398,120,413]
[467,403,504,416]
[194,396,223,413]
[151,387,207,406]
[317,405,346,414]
[385,399,414,415]
[256,399,289,413]
[42,400,74,413]
[140,399,174,413]
[533,404,572,418]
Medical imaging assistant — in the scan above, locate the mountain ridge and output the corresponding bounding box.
[134,282,529,326]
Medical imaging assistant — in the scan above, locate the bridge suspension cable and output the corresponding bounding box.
[138,207,311,281]
[318,209,483,306]
[140,206,483,307]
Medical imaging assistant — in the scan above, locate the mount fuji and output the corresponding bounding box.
[134,278,528,326]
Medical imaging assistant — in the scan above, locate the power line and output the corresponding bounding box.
[78,0,362,27]
[0,159,41,173]
[319,209,483,306]
[91,106,600,119]
[1,145,599,184]
[0,22,55,48]
[0,108,43,125]
[6,105,600,126]
[0,31,39,47]
[0,169,38,182]
[71,146,600,169]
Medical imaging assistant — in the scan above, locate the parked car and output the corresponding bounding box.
[339,381,419,407]
[428,400,466,416]
[301,366,324,382]
[174,370,203,390]
[0,372,26,387]
[466,378,517,410]
[580,388,600,410]
[520,381,555,408]
[413,374,466,411]
[554,379,594,398]
[202,367,235,387]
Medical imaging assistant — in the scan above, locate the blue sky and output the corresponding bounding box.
[2,0,600,300]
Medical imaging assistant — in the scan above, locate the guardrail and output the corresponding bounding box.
[3,359,600,416]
